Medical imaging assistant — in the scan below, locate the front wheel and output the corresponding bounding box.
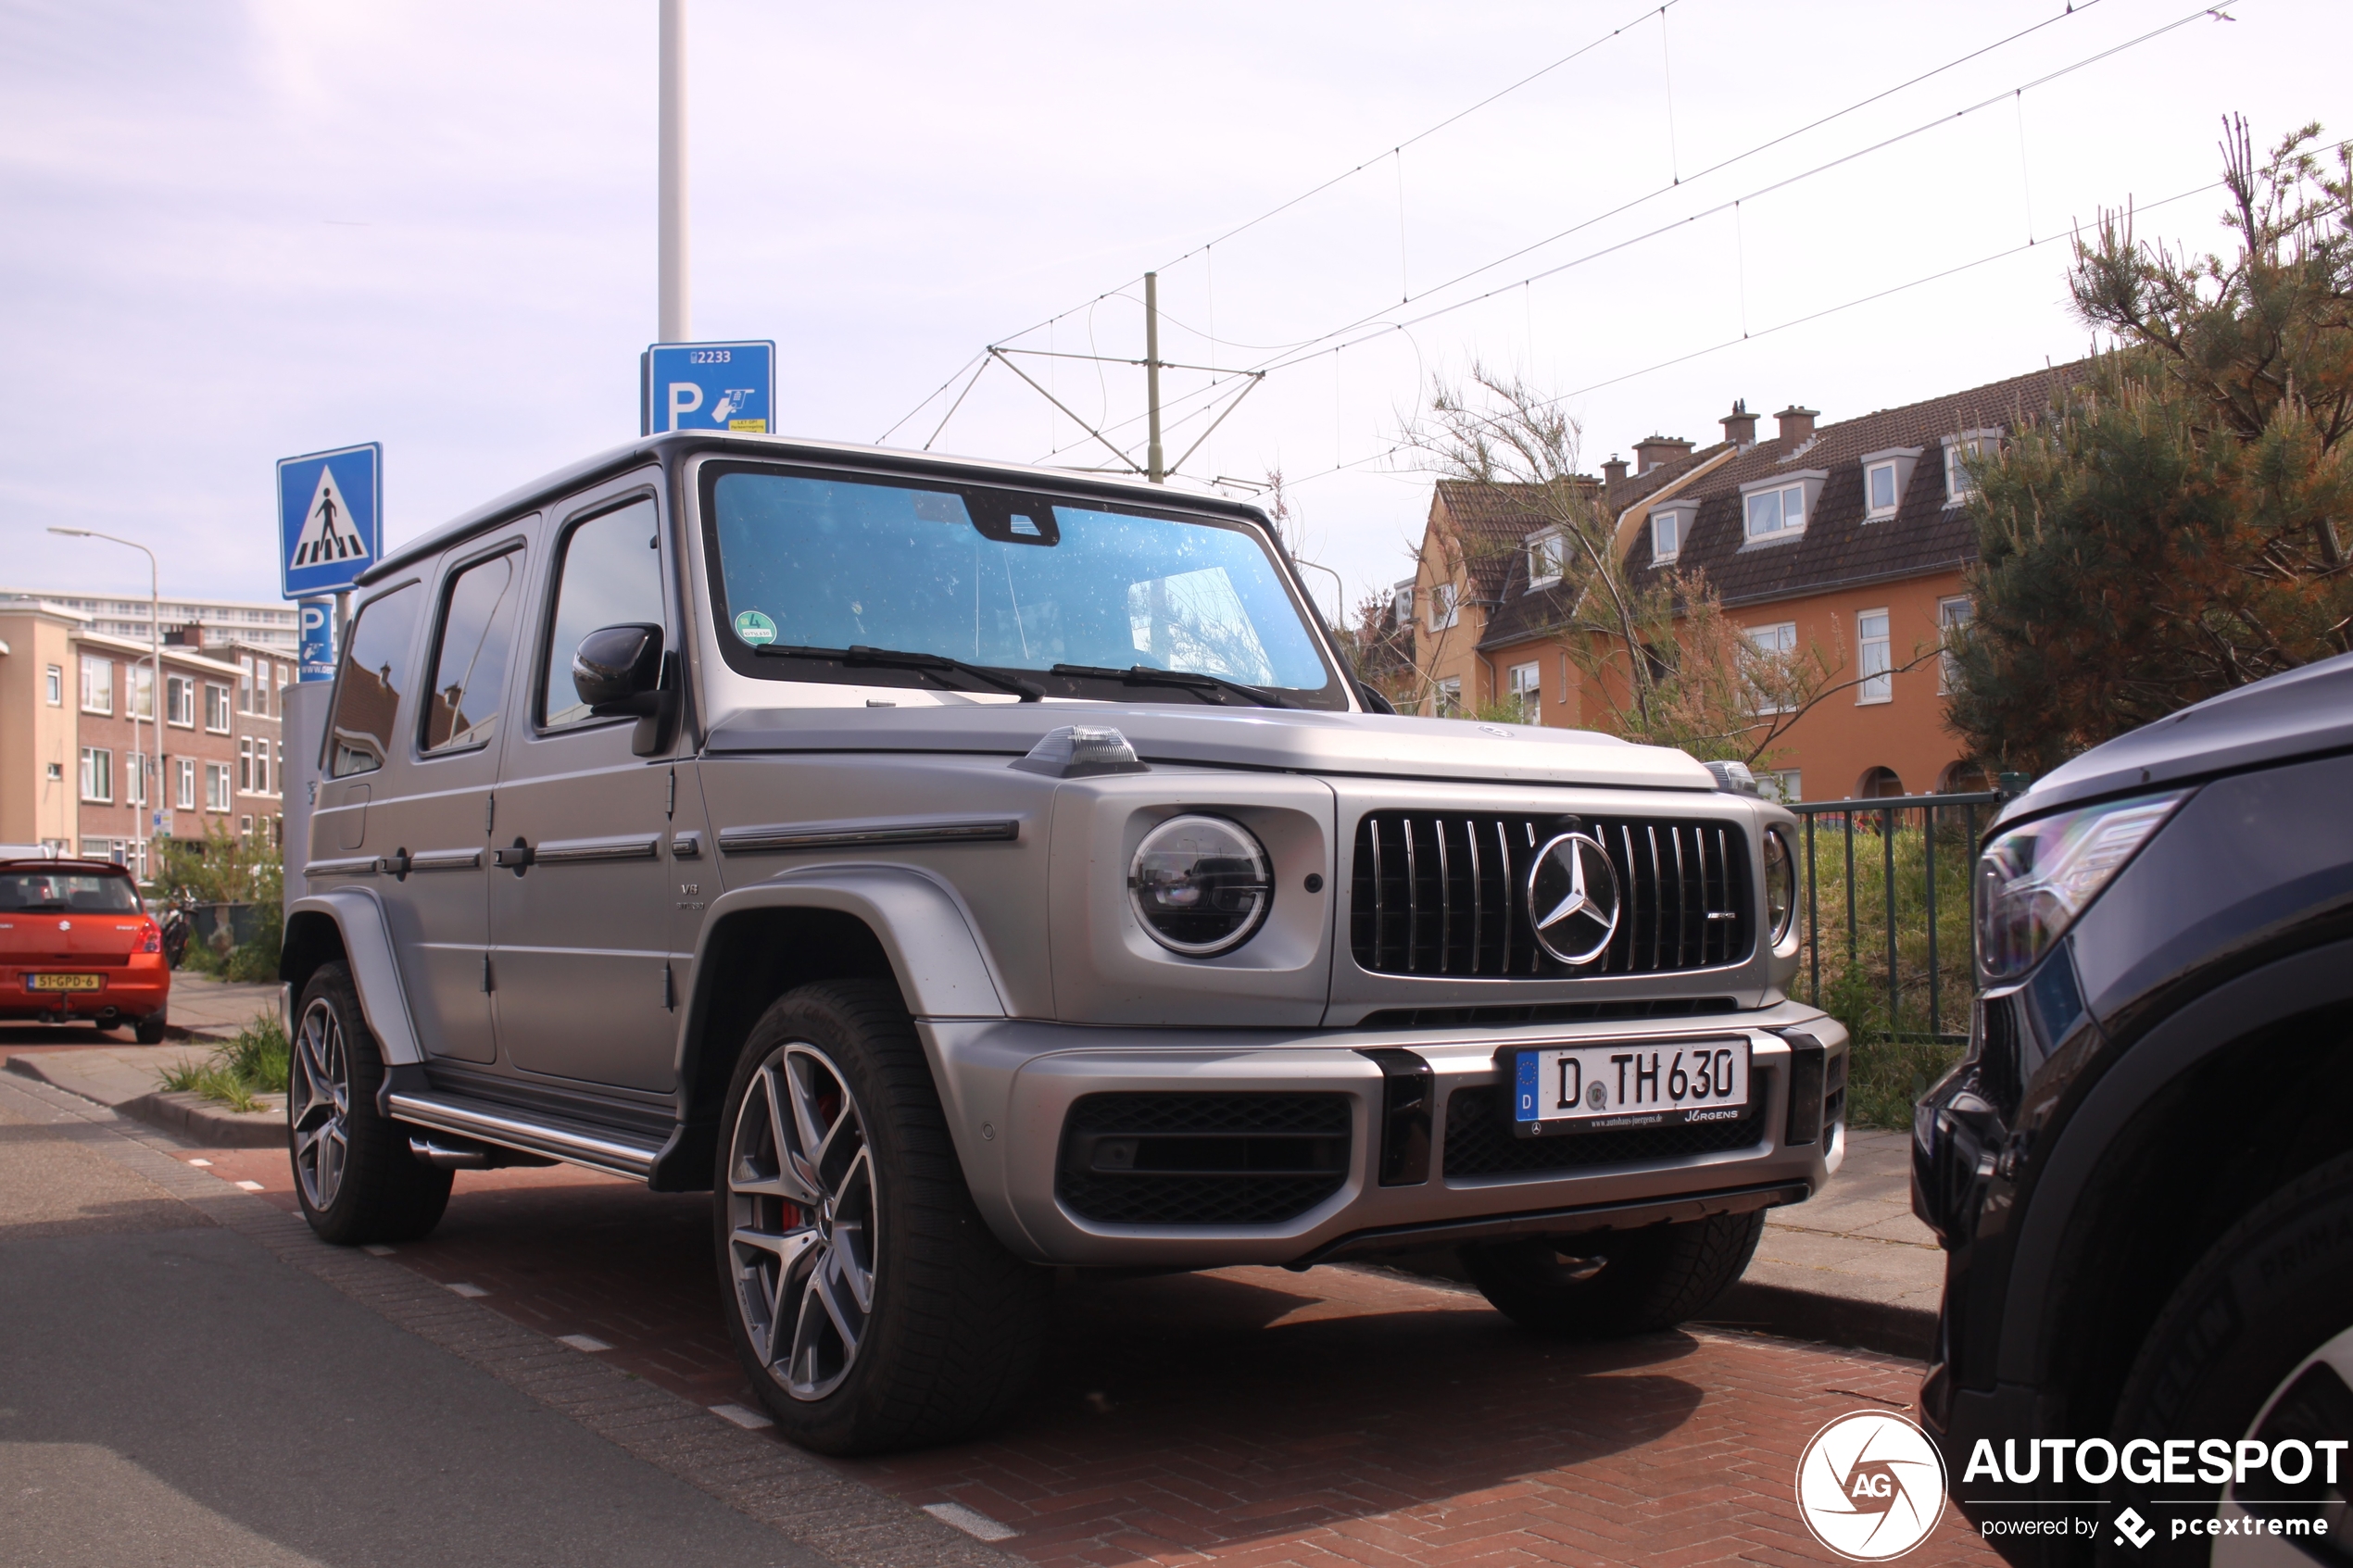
[714,980,1050,1455]
[1460,1210,1765,1338]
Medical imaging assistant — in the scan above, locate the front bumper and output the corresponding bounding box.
[921,1001,1845,1267]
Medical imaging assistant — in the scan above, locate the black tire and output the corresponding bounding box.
[2098,1150,2353,1565]
[713,979,1050,1455]
[132,1011,167,1046]
[1460,1209,1766,1338]
[287,961,452,1246]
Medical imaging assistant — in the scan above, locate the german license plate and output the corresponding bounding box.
[27,972,105,992]
[1508,1037,1751,1136]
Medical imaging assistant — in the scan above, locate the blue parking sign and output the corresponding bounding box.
[642,341,774,435]
[297,597,336,682]
[278,443,382,598]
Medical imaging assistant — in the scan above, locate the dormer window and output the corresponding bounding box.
[1944,429,2000,507]
[1868,463,1898,514]
[1746,483,1806,539]
[1527,530,1565,587]
[1858,446,1923,523]
[1391,580,1415,630]
[1652,512,1681,562]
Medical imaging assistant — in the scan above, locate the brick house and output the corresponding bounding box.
[66,631,252,874]
[1408,366,2079,799]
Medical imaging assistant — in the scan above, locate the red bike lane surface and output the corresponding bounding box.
[184,1145,1995,1568]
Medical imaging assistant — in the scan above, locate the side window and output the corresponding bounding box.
[540,498,665,728]
[325,582,424,778]
[422,548,525,753]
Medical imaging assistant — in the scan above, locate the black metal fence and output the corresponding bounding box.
[1786,790,2003,1045]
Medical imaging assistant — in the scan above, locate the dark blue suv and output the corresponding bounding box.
[1914,653,2353,1564]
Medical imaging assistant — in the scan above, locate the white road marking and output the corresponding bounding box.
[233,1180,263,1191]
[362,1244,395,1256]
[444,1282,488,1298]
[924,1502,1017,1541]
[185,1158,211,1167]
[708,1403,774,1430]
[557,1334,611,1352]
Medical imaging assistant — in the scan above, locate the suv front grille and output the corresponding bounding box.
[1441,1081,1769,1178]
[1350,812,1751,979]
[1056,1092,1351,1226]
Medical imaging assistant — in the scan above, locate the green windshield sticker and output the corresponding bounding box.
[733,609,777,646]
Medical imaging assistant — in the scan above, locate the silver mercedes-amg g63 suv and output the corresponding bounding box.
[281,432,1846,1454]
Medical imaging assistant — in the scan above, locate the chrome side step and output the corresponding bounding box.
[385,1090,665,1182]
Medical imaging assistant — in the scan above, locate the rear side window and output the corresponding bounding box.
[326,582,424,778]
[540,498,665,728]
[422,548,524,753]
[0,872,139,912]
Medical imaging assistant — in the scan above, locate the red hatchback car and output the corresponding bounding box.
[0,855,169,1042]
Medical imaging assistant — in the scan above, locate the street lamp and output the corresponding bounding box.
[48,527,161,884]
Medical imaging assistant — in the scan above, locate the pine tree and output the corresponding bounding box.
[1951,119,2353,772]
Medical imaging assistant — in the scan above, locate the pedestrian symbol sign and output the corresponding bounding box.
[641,341,775,436]
[278,443,382,599]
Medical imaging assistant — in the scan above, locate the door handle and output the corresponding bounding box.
[492,838,535,874]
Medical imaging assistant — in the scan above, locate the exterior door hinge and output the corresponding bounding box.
[485,794,496,834]
[481,953,494,993]
[661,962,674,1011]
[665,768,676,820]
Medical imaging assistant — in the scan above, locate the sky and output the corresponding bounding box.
[5,0,2348,621]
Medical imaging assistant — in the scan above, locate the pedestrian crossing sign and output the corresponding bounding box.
[277,442,382,599]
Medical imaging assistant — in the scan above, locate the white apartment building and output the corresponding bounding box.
[2,586,300,650]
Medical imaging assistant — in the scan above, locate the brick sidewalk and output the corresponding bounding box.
[183,1140,1993,1567]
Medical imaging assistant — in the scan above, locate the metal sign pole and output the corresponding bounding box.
[659,0,690,345]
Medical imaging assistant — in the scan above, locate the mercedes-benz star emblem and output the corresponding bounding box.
[1525,832,1622,966]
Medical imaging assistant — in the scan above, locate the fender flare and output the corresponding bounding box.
[1998,935,2353,1385]
[283,888,426,1067]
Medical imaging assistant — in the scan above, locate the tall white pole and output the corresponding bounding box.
[658,0,690,343]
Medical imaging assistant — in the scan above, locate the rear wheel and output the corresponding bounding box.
[288,962,451,1245]
[132,1010,166,1046]
[714,980,1050,1455]
[1460,1210,1765,1338]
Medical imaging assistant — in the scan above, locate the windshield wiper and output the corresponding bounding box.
[1050,663,1291,709]
[761,644,1043,702]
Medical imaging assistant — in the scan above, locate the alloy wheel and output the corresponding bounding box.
[725,1042,877,1401]
[290,997,351,1210]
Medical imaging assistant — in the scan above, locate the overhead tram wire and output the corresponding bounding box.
[1266,176,2237,498]
[902,0,2135,454]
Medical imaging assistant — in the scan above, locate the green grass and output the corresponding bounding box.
[1793,811,1982,1128]
[156,1011,289,1114]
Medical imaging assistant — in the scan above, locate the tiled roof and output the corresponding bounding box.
[1469,363,2085,649]
[1624,364,2084,608]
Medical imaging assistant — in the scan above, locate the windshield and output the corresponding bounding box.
[704,468,1342,706]
[0,871,141,913]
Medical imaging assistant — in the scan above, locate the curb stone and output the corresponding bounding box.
[0,1072,1017,1568]
[119,1088,286,1148]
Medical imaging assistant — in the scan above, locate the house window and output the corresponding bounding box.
[240,815,254,836]
[166,675,195,727]
[80,656,113,715]
[1866,461,1901,520]
[1428,582,1460,632]
[238,656,255,712]
[1857,609,1893,704]
[1939,596,1973,694]
[79,746,112,803]
[45,761,63,782]
[206,761,232,812]
[1745,483,1807,540]
[1944,431,1998,506]
[238,737,252,792]
[44,664,63,705]
[1757,770,1802,804]
[1744,621,1798,713]
[130,664,154,720]
[126,751,147,807]
[1507,661,1541,723]
[176,758,195,810]
[204,683,231,733]
[1391,585,1414,629]
[1434,676,1462,717]
[1652,511,1681,562]
[1528,532,1564,586]
[255,739,270,796]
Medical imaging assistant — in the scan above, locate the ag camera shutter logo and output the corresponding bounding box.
[1795,1411,1948,1561]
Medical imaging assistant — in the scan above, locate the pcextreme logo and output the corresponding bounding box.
[1796,1411,1949,1561]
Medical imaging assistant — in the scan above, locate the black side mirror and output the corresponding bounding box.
[574,624,664,713]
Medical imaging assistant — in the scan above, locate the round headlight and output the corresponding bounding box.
[1128,814,1272,957]
[1763,827,1797,947]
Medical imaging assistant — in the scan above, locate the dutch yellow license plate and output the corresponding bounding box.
[27,973,104,992]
